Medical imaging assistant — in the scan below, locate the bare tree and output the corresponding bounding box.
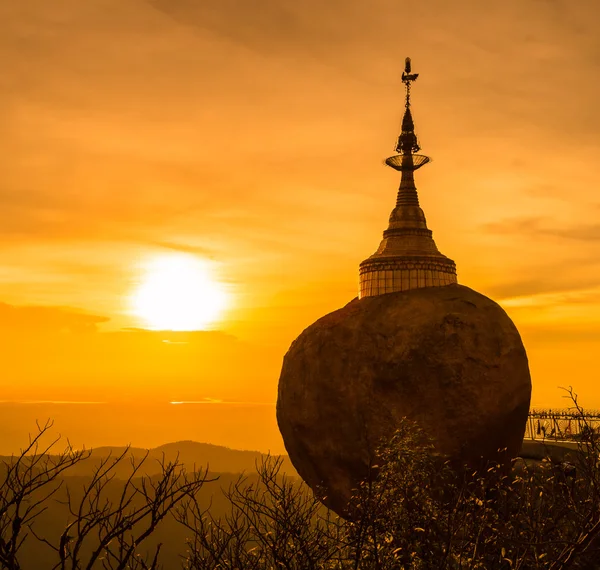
[0,420,89,570]
[0,421,216,570]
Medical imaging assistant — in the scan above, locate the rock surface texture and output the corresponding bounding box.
[276,284,531,515]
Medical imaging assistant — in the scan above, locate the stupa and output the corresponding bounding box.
[359,57,456,297]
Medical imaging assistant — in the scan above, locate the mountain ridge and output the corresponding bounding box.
[0,439,296,477]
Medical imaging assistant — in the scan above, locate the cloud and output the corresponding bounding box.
[482,256,600,301]
[546,225,600,241]
[519,322,600,345]
[484,217,600,242]
[148,241,216,257]
[483,217,546,237]
[120,327,238,342]
[0,303,108,333]
[486,277,598,300]
[500,286,600,308]
[144,0,364,57]
[168,399,275,405]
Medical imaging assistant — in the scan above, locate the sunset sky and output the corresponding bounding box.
[1,0,600,451]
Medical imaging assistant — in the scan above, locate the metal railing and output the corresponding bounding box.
[525,409,600,441]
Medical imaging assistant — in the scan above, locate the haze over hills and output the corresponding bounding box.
[0,401,287,457]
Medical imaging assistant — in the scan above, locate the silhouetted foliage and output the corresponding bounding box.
[178,386,600,569]
[2,388,600,568]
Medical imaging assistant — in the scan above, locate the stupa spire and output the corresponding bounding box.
[358,58,457,298]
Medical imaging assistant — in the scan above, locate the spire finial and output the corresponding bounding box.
[401,57,419,109]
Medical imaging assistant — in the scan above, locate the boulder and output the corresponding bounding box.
[276,284,531,515]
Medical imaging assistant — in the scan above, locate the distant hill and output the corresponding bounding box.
[0,440,297,479]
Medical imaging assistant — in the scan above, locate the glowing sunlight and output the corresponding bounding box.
[130,254,229,331]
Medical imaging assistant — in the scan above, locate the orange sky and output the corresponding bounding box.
[1,0,600,449]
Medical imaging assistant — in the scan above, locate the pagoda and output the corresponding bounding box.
[359,58,457,298]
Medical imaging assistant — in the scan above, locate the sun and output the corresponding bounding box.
[130,254,229,331]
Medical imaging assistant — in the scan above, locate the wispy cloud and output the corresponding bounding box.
[0,302,108,333]
[169,399,275,406]
[0,401,107,405]
[484,217,600,242]
[499,286,600,309]
[149,241,216,257]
